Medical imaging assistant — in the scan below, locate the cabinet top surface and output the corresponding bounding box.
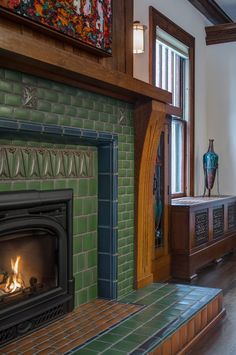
[171,195,235,206]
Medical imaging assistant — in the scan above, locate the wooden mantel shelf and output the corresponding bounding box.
[0,24,171,104]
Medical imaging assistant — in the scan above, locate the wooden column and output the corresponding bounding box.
[134,100,167,289]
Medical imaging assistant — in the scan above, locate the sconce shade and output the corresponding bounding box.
[133,21,146,54]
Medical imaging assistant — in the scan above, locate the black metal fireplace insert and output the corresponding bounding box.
[0,189,74,346]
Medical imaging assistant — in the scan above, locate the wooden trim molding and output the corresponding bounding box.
[149,6,195,196]
[0,22,171,105]
[134,100,167,289]
[187,0,232,25]
[206,23,236,45]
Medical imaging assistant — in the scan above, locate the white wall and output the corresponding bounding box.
[206,43,236,195]
[133,0,210,195]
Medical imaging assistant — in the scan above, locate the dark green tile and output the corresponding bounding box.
[83,233,96,251]
[102,350,126,355]
[73,348,97,354]
[87,250,97,268]
[87,284,97,300]
[74,272,83,290]
[5,94,21,106]
[86,340,110,351]
[98,333,122,344]
[112,340,138,352]
[74,237,83,254]
[77,216,87,234]
[110,326,133,336]
[0,80,12,92]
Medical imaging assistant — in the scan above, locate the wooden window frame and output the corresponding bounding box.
[149,6,195,197]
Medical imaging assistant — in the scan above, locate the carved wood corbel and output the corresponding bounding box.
[134,100,167,289]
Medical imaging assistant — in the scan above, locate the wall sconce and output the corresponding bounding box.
[133,21,147,54]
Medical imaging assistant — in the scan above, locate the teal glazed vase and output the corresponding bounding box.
[203,139,218,197]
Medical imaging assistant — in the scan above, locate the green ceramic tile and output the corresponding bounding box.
[0,80,12,92]
[0,67,136,303]
[87,214,97,232]
[74,272,83,290]
[41,180,55,190]
[51,103,65,114]
[77,107,89,119]
[110,326,132,336]
[30,110,46,121]
[87,284,97,300]
[5,94,21,106]
[76,216,88,234]
[83,269,96,287]
[78,253,86,270]
[73,348,97,354]
[111,340,138,352]
[0,106,13,117]
[74,237,83,254]
[0,182,12,192]
[78,179,89,197]
[86,340,110,351]
[23,74,38,85]
[13,108,31,120]
[65,105,77,116]
[101,350,127,355]
[87,250,97,268]
[5,69,22,81]
[83,233,97,251]
[57,93,71,105]
[44,89,58,102]
[124,333,148,344]
[37,100,52,112]
[98,333,122,344]
[71,96,83,107]
[77,288,88,305]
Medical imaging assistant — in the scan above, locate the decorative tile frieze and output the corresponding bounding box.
[0,146,93,180]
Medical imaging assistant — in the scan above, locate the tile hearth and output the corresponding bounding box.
[0,282,223,354]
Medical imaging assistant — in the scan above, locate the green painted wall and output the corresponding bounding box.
[0,68,135,305]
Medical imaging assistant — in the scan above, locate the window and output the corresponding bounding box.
[150,7,195,196]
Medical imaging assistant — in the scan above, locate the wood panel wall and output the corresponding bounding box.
[0,0,133,76]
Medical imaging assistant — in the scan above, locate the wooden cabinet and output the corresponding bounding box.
[171,196,236,280]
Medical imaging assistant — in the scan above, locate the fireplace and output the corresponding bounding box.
[0,189,74,346]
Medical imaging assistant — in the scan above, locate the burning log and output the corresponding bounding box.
[4,256,25,294]
[0,271,8,284]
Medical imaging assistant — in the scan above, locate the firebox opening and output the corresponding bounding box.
[0,229,58,308]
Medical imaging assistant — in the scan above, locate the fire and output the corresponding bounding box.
[4,256,25,294]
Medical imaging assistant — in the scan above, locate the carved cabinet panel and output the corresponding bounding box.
[171,196,236,280]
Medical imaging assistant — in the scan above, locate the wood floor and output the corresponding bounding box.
[187,251,236,355]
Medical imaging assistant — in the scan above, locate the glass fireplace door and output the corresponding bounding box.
[0,228,58,308]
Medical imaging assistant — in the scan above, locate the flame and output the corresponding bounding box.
[4,256,25,294]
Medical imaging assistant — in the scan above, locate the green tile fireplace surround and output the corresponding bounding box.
[0,68,135,306]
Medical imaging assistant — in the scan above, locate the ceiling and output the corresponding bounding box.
[215,0,236,21]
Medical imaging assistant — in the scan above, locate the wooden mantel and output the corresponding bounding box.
[0,21,171,105]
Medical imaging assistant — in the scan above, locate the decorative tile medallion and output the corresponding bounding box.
[0,146,93,180]
[22,86,38,109]
[118,108,128,125]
